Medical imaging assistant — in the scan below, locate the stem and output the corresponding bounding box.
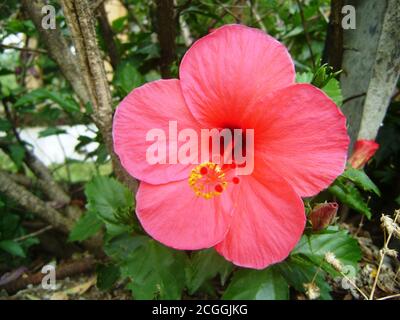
[13,225,53,242]
[369,211,400,300]
[378,293,400,301]
[155,0,177,78]
[296,0,316,69]
[340,271,369,300]
[0,44,47,54]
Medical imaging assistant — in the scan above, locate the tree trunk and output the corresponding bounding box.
[340,0,400,149]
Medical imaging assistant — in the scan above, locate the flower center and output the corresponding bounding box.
[188,162,227,199]
[188,161,241,199]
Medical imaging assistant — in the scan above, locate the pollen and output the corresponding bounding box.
[188,162,228,199]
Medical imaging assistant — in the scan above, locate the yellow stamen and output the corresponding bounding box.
[188,162,227,199]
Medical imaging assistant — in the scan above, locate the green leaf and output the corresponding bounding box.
[104,234,148,261]
[68,210,103,242]
[96,264,121,291]
[292,226,362,276]
[295,72,342,105]
[85,176,134,225]
[15,88,80,113]
[9,144,25,168]
[276,256,332,300]
[341,168,381,196]
[187,249,233,295]
[329,180,372,219]
[114,62,144,95]
[0,240,26,258]
[296,71,313,83]
[38,127,67,138]
[120,238,187,300]
[223,267,289,300]
[0,118,11,132]
[322,78,343,106]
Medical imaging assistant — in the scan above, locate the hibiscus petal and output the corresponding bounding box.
[255,84,349,197]
[215,173,305,269]
[180,24,295,127]
[113,79,201,184]
[136,179,234,250]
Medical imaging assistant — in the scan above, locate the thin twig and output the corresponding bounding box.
[13,225,53,242]
[0,44,47,54]
[246,0,266,32]
[340,271,369,300]
[342,92,367,104]
[377,293,400,300]
[369,211,400,300]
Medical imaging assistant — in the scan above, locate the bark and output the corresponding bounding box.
[2,99,70,205]
[21,0,90,104]
[24,149,71,205]
[155,0,177,78]
[97,3,120,70]
[340,0,400,148]
[7,172,61,203]
[0,171,74,234]
[60,0,137,192]
[322,0,343,72]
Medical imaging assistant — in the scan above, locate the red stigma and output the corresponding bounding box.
[232,177,240,184]
[215,184,223,193]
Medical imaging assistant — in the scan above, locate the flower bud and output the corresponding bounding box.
[310,202,338,231]
[348,140,379,169]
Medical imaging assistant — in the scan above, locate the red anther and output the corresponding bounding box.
[200,167,208,175]
[215,184,223,193]
[232,177,240,184]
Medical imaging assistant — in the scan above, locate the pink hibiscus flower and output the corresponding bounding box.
[112,24,349,269]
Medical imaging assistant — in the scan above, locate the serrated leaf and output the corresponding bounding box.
[276,255,332,300]
[0,240,26,258]
[85,176,134,225]
[292,226,362,276]
[341,168,380,196]
[329,180,371,219]
[120,239,187,300]
[322,78,343,106]
[68,210,103,242]
[187,249,233,295]
[296,72,313,83]
[222,267,289,300]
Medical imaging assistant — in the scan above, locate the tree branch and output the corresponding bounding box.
[2,99,71,205]
[60,0,137,192]
[0,171,74,234]
[155,0,177,78]
[0,44,47,54]
[97,2,120,70]
[21,0,90,104]
[322,0,343,72]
